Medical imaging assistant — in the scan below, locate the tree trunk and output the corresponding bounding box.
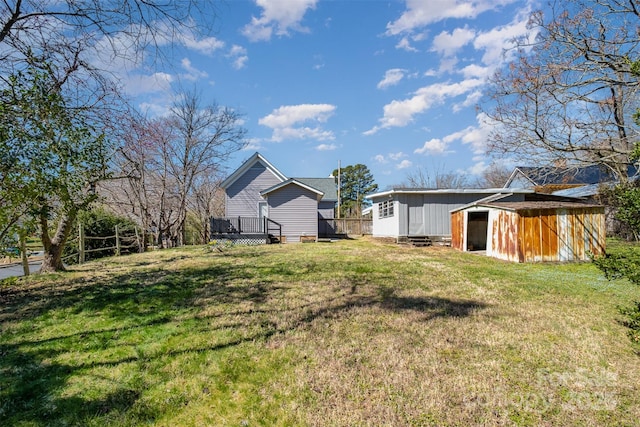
[39,209,77,273]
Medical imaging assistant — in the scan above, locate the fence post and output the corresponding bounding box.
[238,216,242,234]
[79,223,85,264]
[115,224,121,256]
[134,226,143,253]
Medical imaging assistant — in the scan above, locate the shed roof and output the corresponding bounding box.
[366,188,532,199]
[450,192,596,213]
[481,201,603,212]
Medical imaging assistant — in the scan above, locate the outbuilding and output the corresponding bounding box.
[451,195,606,262]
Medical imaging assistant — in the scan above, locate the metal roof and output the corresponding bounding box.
[480,201,603,212]
[365,188,534,199]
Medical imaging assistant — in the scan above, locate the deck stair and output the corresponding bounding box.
[407,236,432,247]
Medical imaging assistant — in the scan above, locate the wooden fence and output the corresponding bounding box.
[64,223,143,264]
[319,218,372,237]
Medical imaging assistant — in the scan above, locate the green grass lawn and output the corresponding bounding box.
[1,238,639,426]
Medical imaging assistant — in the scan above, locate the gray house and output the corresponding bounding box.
[365,188,539,244]
[216,153,337,243]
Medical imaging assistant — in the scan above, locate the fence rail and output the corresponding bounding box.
[320,218,372,236]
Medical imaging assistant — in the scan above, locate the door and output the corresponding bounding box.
[408,195,425,235]
[258,201,268,232]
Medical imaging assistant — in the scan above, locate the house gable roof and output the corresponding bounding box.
[260,179,325,200]
[294,178,338,201]
[220,152,287,189]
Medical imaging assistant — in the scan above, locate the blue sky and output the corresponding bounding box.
[121,0,536,190]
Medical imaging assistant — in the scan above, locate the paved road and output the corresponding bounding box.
[0,261,43,280]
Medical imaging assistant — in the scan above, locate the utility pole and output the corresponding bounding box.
[337,160,341,219]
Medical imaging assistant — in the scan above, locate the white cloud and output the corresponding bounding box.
[180,58,208,81]
[459,63,491,79]
[415,138,451,155]
[242,0,318,42]
[272,127,334,142]
[365,79,483,134]
[453,90,483,112]
[389,151,407,161]
[374,154,387,163]
[397,159,413,169]
[386,0,516,35]
[377,69,407,89]
[437,57,459,74]
[414,112,495,156]
[431,26,476,57]
[473,16,530,67]
[228,45,249,69]
[125,72,174,96]
[396,36,419,52]
[177,31,225,55]
[259,104,337,142]
[459,112,495,154]
[316,143,337,151]
[243,138,263,151]
[467,160,488,176]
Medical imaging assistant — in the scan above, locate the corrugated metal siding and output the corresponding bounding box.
[488,209,520,262]
[267,184,318,243]
[225,163,282,217]
[483,206,606,262]
[422,194,492,236]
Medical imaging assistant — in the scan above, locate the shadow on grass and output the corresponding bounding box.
[0,249,488,425]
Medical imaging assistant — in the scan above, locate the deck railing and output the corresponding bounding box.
[266,218,282,242]
[211,217,267,234]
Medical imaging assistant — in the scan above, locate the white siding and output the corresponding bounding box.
[267,184,318,243]
[226,163,282,217]
[371,200,399,237]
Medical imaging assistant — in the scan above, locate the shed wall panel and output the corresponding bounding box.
[540,213,558,261]
[489,210,520,262]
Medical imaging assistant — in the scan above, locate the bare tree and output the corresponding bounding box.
[403,165,471,189]
[109,90,246,248]
[167,91,247,245]
[189,175,225,244]
[483,0,640,179]
[476,163,513,188]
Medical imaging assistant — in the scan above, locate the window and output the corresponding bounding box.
[378,199,394,218]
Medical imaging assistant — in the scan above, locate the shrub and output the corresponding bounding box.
[593,246,640,345]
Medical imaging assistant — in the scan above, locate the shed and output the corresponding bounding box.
[451,199,606,262]
[365,188,538,243]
